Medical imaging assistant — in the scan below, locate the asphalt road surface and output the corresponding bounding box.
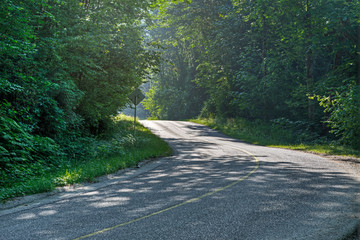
[1,120,359,240]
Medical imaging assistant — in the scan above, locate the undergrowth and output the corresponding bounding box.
[0,114,171,202]
[190,117,360,158]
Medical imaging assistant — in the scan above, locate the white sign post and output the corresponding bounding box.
[128,89,145,137]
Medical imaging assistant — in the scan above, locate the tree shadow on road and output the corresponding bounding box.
[1,128,359,240]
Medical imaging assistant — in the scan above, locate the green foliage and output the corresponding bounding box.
[191,117,360,158]
[1,0,172,198]
[192,117,295,146]
[146,0,360,150]
[314,85,360,149]
[0,115,172,202]
[2,0,360,200]
[0,102,63,187]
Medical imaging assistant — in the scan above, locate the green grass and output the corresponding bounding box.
[190,117,360,158]
[0,115,172,202]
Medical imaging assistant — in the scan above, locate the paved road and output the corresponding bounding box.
[1,120,359,240]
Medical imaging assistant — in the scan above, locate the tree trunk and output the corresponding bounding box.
[262,10,267,77]
[305,0,314,120]
[357,24,360,84]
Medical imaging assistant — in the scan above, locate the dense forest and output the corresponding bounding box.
[1,0,360,194]
[145,0,360,149]
[0,0,186,190]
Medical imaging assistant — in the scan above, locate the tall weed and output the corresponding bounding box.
[191,117,360,157]
[1,114,171,202]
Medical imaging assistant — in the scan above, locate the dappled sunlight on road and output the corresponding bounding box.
[1,121,359,240]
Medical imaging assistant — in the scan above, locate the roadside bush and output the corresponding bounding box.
[0,103,63,187]
[316,85,360,149]
[271,118,328,144]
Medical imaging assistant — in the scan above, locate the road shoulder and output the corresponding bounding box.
[0,156,170,216]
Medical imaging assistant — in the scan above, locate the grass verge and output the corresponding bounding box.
[0,115,171,202]
[190,118,360,158]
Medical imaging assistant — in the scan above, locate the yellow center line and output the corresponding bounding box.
[73,147,260,240]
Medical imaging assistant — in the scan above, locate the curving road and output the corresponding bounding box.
[0,120,359,240]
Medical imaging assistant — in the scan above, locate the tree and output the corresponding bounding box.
[145,0,360,149]
[0,0,181,184]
